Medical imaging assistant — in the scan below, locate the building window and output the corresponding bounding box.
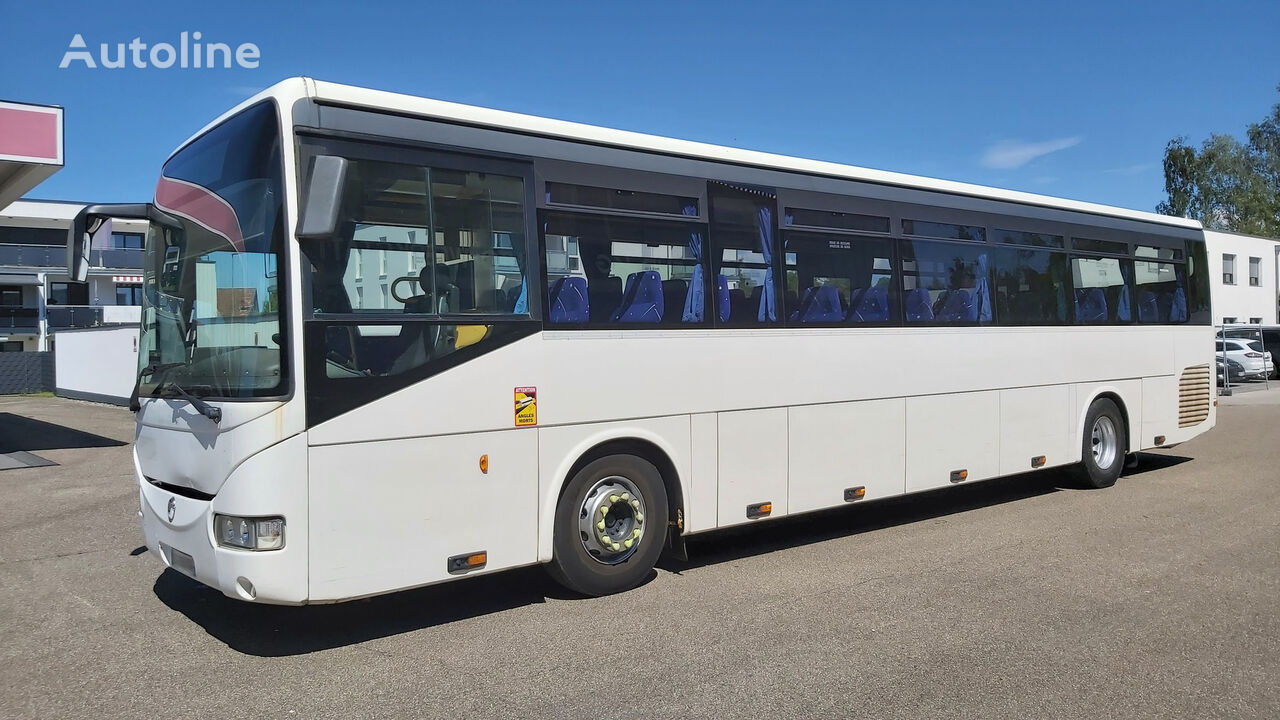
[1249,256,1261,286]
[115,284,142,306]
[1223,254,1236,284]
[48,282,88,306]
[110,232,144,249]
[0,286,21,307]
[1223,316,1238,324]
[0,341,23,352]
[1250,317,1263,324]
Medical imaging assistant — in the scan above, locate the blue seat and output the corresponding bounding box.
[1137,290,1160,323]
[849,286,889,323]
[1075,288,1107,324]
[547,276,589,323]
[612,271,664,323]
[905,288,934,323]
[716,274,731,323]
[794,285,843,323]
[937,289,975,322]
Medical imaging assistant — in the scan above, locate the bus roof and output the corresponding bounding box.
[179,77,1202,232]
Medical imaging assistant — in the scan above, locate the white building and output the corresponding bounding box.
[0,199,145,351]
[1204,229,1280,326]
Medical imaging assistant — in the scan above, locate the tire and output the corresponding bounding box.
[1073,398,1127,489]
[547,454,669,596]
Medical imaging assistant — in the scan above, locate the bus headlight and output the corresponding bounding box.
[214,515,285,551]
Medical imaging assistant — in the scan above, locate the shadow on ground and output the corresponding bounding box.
[0,412,128,453]
[152,452,1190,657]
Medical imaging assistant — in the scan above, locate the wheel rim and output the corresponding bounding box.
[578,476,647,565]
[1091,415,1119,470]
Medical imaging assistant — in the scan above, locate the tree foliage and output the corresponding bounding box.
[1158,85,1280,237]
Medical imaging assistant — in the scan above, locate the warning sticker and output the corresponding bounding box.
[514,387,537,427]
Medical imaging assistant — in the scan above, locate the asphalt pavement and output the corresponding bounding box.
[0,391,1277,719]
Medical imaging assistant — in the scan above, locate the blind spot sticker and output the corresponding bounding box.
[515,387,537,427]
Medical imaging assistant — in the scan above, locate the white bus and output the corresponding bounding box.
[70,78,1216,603]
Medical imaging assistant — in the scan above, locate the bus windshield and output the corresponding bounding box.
[138,101,287,399]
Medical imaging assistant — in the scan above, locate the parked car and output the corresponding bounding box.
[1217,357,1247,386]
[1215,338,1271,379]
[1221,325,1280,378]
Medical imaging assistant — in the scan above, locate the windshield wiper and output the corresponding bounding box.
[140,361,185,378]
[157,381,222,423]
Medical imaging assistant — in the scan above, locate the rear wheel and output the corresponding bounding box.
[547,455,668,596]
[1074,398,1127,489]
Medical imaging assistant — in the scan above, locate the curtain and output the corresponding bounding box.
[975,253,992,323]
[1117,261,1133,322]
[681,204,705,322]
[757,205,776,322]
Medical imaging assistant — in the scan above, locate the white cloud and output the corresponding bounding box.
[980,136,1082,169]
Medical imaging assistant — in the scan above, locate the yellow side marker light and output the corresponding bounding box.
[1154,435,1166,446]
[447,551,488,574]
[950,469,968,484]
[844,486,866,502]
[479,454,489,474]
[747,502,772,519]
[1031,456,1047,469]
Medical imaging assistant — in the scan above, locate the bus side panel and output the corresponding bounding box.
[307,428,538,601]
[905,391,1001,492]
[717,408,788,527]
[1141,375,1177,449]
[536,416,692,563]
[687,413,719,533]
[998,386,1072,475]
[788,399,906,514]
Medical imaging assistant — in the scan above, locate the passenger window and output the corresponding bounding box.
[899,240,993,324]
[306,158,529,318]
[782,232,896,324]
[542,211,706,325]
[1070,256,1133,324]
[992,248,1070,325]
[993,228,1064,249]
[301,153,533,397]
[709,182,778,326]
[1133,256,1188,324]
[902,219,985,243]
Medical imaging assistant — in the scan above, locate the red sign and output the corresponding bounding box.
[0,102,62,164]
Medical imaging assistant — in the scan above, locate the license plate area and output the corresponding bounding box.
[160,543,197,579]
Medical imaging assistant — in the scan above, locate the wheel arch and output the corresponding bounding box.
[1076,388,1134,458]
[538,427,688,563]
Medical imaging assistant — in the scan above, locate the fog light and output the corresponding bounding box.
[214,514,285,551]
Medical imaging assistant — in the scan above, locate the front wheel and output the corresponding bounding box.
[1074,398,1127,489]
[547,455,669,596]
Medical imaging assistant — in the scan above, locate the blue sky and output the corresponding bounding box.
[4,0,1279,214]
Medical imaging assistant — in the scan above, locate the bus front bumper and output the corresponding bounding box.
[135,435,310,605]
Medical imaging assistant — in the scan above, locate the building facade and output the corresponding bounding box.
[0,199,144,351]
[1204,229,1280,327]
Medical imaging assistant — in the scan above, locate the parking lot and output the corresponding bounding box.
[0,393,1277,720]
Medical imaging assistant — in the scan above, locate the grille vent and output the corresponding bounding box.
[1178,364,1211,428]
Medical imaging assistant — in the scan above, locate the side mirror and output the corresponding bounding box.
[296,155,348,240]
[68,203,178,281]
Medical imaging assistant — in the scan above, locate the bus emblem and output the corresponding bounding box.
[515,387,537,427]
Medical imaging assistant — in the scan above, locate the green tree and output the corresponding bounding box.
[1158,85,1280,237]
